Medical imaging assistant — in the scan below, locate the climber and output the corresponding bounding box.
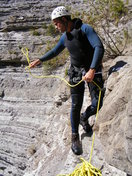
[29,6,105,155]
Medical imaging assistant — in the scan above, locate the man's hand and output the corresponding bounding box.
[83,69,95,82]
[29,59,41,68]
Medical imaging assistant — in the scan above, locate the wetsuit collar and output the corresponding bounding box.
[72,18,82,29]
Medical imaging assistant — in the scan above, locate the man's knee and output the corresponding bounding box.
[71,94,83,110]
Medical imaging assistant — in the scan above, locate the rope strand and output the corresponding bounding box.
[22,47,84,88]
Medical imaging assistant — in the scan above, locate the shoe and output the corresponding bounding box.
[80,114,93,133]
[71,133,82,155]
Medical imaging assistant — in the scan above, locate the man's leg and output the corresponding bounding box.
[80,73,104,132]
[70,82,84,155]
[70,93,84,133]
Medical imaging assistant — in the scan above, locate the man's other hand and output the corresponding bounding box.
[82,69,95,82]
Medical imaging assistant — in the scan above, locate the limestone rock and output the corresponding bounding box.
[96,55,132,175]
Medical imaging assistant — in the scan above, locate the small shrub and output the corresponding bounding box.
[65,67,69,77]
[42,22,47,29]
[32,29,41,36]
[109,0,128,20]
[47,24,57,36]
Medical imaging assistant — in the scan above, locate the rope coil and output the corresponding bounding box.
[21,47,102,176]
[58,158,102,176]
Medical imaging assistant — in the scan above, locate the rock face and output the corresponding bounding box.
[96,54,132,175]
[0,65,71,176]
[0,64,128,176]
[0,0,132,176]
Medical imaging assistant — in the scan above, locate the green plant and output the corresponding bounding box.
[42,22,47,29]
[109,0,128,20]
[65,67,69,77]
[47,24,57,36]
[32,29,41,36]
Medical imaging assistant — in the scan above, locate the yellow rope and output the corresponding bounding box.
[89,89,101,164]
[21,47,83,88]
[21,47,102,176]
[58,158,102,176]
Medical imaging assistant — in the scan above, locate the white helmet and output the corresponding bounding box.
[51,6,70,20]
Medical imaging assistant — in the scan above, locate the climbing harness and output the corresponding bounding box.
[22,47,102,176]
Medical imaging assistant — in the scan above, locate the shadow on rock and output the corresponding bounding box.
[108,60,127,76]
[81,130,93,140]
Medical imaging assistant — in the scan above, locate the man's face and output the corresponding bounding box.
[53,18,66,33]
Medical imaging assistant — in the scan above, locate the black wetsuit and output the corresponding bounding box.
[40,19,104,133]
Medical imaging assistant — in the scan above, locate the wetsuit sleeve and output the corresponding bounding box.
[39,34,65,62]
[82,24,104,69]
[90,46,104,69]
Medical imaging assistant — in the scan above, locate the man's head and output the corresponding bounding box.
[51,6,72,33]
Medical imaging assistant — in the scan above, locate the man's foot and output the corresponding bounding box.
[80,114,93,133]
[71,133,82,155]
